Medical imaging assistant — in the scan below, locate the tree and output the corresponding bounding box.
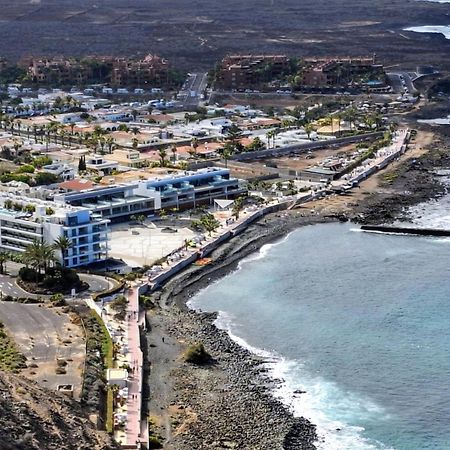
[246,136,265,152]
[24,239,56,279]
[200,213,220,236]
[0,252,10,274]
[304,123,314,140]
[53,236,72,267]
[117,124,129,132]
[171,145,178,163]
[132,138,139,149]
[105,136,115,154]
[226,124,243,147]
[218,142,234,168]
[191,137,199,158]
[232,196,245,219]
[343,107,358,130]
[158,148,168,167]
[34,172,59,186]
[78,155,87,172]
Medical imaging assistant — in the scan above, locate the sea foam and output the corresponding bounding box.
[214,310,392,450]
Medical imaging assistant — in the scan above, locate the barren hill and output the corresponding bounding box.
[0,370,118,450]
[0,0,448,70]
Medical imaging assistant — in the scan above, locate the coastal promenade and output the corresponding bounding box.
[147,129,410,291]
[121,285,148,449]
[81,128,410,449]
[85,285,148,449]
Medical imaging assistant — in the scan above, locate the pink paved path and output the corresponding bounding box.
[124,285,148,449]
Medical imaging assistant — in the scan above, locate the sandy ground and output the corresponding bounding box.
[109,223,195,267]
[0,302,85,399]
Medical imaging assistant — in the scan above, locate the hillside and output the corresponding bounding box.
[0,0,448,70]
[0,370,119,450]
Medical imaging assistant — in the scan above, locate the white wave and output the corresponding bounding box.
[238,231,294,267]
[214,310,393,450]
[405,25,450,39]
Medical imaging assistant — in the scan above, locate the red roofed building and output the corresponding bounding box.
[58,179,95,192]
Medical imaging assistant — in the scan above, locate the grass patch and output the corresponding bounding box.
[0,321,26,372]
[382,171,399,184]
[91,311,113,367]
[90,311,114,433]
[106,387,114,434]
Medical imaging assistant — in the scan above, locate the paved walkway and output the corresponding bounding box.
[123,285,148,449]
[146,129,411,290]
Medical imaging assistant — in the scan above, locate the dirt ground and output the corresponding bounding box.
[302,129,435,217]
[0,302,85,399]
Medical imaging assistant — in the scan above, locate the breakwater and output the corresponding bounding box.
[360,224,450,236]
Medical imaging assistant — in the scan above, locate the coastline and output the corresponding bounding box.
[145,129,450,449]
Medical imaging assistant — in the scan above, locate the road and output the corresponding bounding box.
[178,72,208,108]
[0,274,44,299]
[387,72,417,94]
[79,273,116,293]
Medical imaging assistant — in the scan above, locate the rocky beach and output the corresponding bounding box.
[145,127,450,449]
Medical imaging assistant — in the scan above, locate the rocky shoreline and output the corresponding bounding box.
[146,129,450,449]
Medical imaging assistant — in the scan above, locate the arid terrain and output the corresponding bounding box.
[0,0,449,70]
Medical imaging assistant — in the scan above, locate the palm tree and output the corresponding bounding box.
[191,137,199,157]
[52,236,72,267]
[24,240,56,280]
[171,145,178,163]
[12,139,22,156]
[343,107,358,131]
[105,136,115,154]
[219,142,234,168]
[0,252,10,274]
[158,148,168,167]
[304,123,314,140]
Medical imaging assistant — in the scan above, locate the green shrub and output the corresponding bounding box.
[50,293,65,306]
[148,436,163,449]
[19,266,38,282]
[184,342,211,365]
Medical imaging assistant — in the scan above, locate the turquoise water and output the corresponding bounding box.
[189,222,450,449]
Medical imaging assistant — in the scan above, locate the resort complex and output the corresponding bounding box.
[0,16,447,446]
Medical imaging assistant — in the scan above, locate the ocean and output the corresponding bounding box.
[188,203,450,449]
[405,0,450,38]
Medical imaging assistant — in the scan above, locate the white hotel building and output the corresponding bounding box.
[53,167,244,222]
[0,195,109,268]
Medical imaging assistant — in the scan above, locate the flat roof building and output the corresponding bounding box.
[53,167,245,221]
[0,194,109,268]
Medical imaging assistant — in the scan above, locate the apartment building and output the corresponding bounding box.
[110,54,169,87]
[0,195,109,268]
[53,168,245,221]
[216,54,290,90]
[24,54,170,87]
[300,55,384,88]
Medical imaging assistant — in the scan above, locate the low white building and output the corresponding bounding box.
[42,163,75,181]
[85,155,119,175]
